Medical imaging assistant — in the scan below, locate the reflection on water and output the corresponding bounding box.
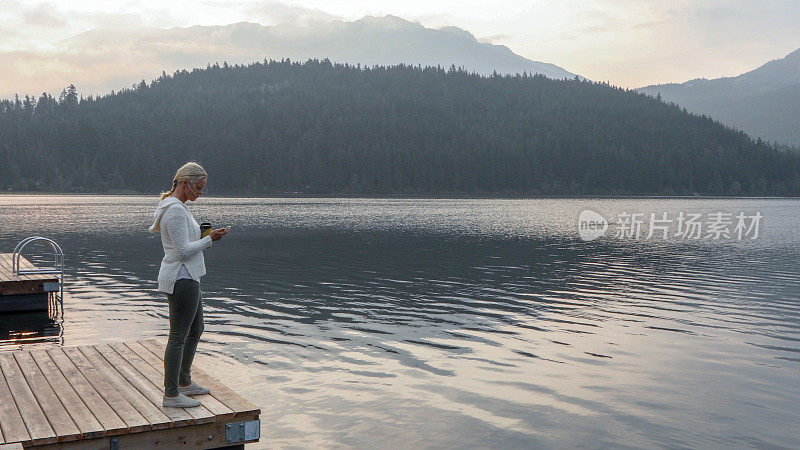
[0,310,63,347]
[1,196,799,448]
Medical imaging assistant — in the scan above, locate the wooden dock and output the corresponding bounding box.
[0,339,261,449]
[0,254,59,313]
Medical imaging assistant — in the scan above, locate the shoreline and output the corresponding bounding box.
[1,192,799,200]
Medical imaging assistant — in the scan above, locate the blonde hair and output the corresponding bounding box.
[160,162,207,200]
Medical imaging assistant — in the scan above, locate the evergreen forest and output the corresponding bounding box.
[2,59,798,196]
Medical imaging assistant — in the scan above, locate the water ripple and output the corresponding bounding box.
[1,196,799,447]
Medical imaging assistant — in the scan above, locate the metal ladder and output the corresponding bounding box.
[12,236,65,313]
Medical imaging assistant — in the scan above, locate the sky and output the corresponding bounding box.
[2,0,800,95]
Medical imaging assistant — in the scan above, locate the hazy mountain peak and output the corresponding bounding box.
[638,47,800,147]
[224,21,264,30]
[3,14,581,99]
[354,14,422,30]
[785,47,800,61]
[745,47,800,85]
[438,26,477,42]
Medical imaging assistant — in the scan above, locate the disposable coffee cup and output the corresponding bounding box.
[200,222,212,238]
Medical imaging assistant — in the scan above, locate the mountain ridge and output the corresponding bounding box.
[638,48,800,147]
[3,15,581,98]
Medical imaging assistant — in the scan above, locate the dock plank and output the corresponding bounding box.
[0,254,34,281]
[0,253,59,281]
[114,341,235,421]
[0,253,59,298]
[108,342,223,423]
[38,349,130,437]
[91,344,202,427]
[139,339,261,416]
[62,346,172,430]
[0,361,30,445]
[0,353,56,445]
[0,255,21,282]
[0,443,23,449]
[28,350,106,440]
[0,340,259,448]
[12,352,81,442]
[46,348,148,435]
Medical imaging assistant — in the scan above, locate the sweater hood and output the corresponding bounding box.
[148,197,185,233]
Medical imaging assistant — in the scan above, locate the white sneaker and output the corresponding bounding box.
[163,393,201,408]
[178,382,211,396]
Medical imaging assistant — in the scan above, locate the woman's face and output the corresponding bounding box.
[186,178,206,201]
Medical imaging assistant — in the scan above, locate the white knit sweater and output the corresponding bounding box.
[148,197,213,294]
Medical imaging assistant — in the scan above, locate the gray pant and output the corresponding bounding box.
[164,278,204,397]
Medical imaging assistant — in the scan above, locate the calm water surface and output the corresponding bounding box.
[0,196,798,448]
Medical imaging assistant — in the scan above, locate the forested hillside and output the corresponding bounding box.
[2,59,799,196]
[639,48,800,148]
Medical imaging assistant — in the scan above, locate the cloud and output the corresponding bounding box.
[1,20,312,98]
[246,1,341,26]
[20,4,68,27]
[407,12,457,29]
[2,0,799,90]
[0,0,180,52]
[476,34,511,44]
[0,1,342,97]
[0,0,70,52]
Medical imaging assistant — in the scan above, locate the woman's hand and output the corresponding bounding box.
[209,228,229,242]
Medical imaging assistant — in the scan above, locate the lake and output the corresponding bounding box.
[1,196,798,448]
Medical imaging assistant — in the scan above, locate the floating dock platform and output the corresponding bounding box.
[0,339,261,449]
[0,253,60,314]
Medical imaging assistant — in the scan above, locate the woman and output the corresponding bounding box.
[148,162,229,408]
